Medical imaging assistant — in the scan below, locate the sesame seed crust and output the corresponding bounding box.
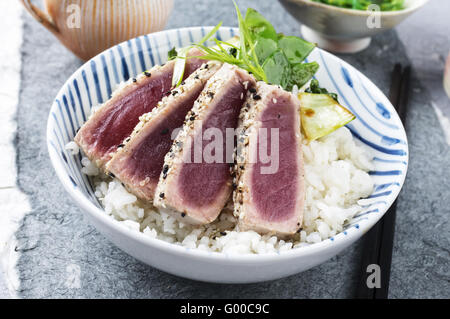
[154,63,256,224]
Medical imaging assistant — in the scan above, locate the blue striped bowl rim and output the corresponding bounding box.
[47,26,408,260]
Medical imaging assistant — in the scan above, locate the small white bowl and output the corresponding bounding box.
[47,27,408,283]
[278,0,429,53]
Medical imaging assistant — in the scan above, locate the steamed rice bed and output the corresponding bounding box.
[69,126,374,255]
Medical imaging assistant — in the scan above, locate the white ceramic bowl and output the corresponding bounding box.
[47,27,408,283]
[278,0,429,53]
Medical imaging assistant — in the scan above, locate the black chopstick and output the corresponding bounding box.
[355,63,411,299]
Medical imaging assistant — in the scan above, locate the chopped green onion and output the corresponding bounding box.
[171,46,190,88]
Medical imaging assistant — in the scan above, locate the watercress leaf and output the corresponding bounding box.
[288,62,319,91]
[167,47,178,60]
[262,49,291,89]
[254,36,278,64]
[305,79,339,101]
[244,8,278,40]
[278,36,316,64]
[306,79,320,93]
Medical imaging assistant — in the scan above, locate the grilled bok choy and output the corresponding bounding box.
[298,93,355,141]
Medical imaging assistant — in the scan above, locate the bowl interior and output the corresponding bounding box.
[47,27,408,258]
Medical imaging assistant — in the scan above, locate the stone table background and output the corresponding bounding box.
[6,0,450,298]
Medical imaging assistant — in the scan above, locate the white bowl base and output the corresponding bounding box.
[301,25,371,54]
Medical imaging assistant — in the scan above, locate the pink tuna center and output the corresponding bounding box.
[178,82,247,208]
[125,85,205,183]
[250,95,298,222]
[88,71,174,158]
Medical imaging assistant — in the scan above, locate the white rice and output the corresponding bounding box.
[75,127,374,255]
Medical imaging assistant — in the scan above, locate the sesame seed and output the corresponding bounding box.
[181,213,186,218]
[249,87,256,93]
[220,231,227,236]
[144,71,151,77]
[163,165,169,174]
[159,193,165,199]
[253,94,261,100]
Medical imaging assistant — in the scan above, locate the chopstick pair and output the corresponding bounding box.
[355,63,411,299]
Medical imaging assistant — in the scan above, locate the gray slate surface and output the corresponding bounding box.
[15,0,449,298]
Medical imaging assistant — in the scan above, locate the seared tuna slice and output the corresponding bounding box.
[105,62,222,201]
[233,82,305,237]
[154,64,255,225]
[74,48,205,169]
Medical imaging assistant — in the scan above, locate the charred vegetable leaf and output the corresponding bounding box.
[278,36,316,65]
[244,8,278,41]
[263,50,291,89]
[287,62,319,91]
[298,93,355,140]
[306,79,339,101]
